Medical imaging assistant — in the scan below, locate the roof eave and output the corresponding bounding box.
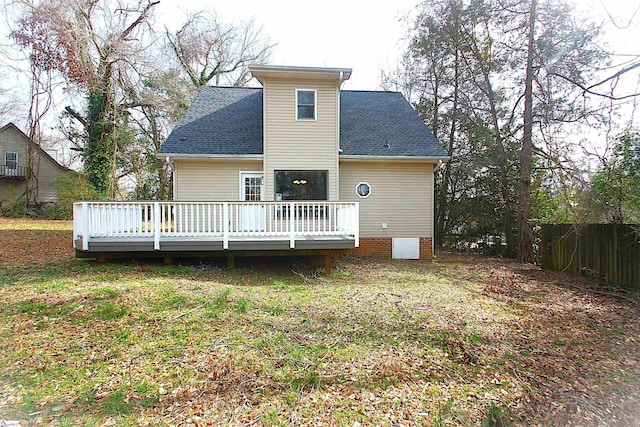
[249,65,352,84]
[157,153,264,160]
[339,155,450,162]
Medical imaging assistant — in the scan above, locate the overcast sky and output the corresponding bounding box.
[158,0,416,90]
[158,0,640,92]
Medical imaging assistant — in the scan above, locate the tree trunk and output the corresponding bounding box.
[85,67,116,198]
[517,0,537,263]
[479,51,515,258]
[435,3,460,248]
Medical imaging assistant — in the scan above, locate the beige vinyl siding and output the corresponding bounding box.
[0,126,67,204]
[339,161,434,238]
[173,159,262,201]
[263,78,339,200]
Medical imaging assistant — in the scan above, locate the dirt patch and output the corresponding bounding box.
[0,219,74,267]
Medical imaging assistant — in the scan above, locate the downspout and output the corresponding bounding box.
[165,156,176,200]
[432,159,444,258]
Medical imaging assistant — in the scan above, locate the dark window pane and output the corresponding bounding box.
[5,152,17,169]
[298,105,315,119]
[298,90,315,105]
[275,170,327,200]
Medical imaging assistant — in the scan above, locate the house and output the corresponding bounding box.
[0,122,70,207]
[72,66,448,264]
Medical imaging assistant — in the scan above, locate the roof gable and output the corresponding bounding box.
[0,122,70,171]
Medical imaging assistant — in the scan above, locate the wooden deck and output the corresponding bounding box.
[73,201,359,268]
[75,235,356,252]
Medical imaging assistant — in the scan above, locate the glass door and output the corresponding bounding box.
[239,172,265,232]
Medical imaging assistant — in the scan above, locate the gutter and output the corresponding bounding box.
[156,153,263,160]
[339,155,451,162]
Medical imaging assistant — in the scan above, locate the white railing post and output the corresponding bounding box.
[82,202,90,251]
[289,202,296,249]
[354,202,360,248]
[223,202,229,250]
[73,203,80,249]
[153,202,160,250]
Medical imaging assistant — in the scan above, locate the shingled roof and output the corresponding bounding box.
[160,87,263,156]
[159,87,447,158]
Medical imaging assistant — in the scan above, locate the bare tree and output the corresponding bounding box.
[12,0,159,198]
[166,9,273,88]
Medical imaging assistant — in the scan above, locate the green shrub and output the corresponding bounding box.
[1,188,26,217]
[48,173,101,219]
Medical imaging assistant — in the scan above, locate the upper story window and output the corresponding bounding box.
[296,89,316,120]
[4,151,17,169]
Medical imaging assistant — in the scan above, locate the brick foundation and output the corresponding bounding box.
[419,237,433,259]
[349,237,433,259]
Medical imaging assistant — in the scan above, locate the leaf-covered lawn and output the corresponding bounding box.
[1,219,639,426]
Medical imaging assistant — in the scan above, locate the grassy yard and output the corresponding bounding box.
[1,219,639,426]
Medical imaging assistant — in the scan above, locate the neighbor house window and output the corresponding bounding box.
[296,89,316,120]
[4,152,17,169]
[275,170,327,200]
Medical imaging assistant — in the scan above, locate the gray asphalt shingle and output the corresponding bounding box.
[159,87,447,158]
[159,87,263,155]
[340,90,446,157]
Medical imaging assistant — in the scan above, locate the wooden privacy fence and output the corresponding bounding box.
[539,224,640,289]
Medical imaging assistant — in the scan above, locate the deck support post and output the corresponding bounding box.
[153,202,161,250]
[82,202,90,251]
[290,202,296,249]
[354,203,360,248]
[223,203,229,249]
[227,255,235,269]
[324,254,333,275]
[163,255,173,265]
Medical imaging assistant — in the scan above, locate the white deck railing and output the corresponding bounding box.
[73,201,359,251]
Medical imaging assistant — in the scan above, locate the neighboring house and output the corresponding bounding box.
[72,66,448,262]
[0,122,70,206]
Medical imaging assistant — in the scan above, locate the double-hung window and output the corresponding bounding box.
[4,152,17,169]
[296,89,316,120]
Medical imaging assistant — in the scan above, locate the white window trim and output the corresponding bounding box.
[295,88,317,121]
[4,151,18,169]
[355,182,372,199]
[238,171,264,201]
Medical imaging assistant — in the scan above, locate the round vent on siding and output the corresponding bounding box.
[356,182,371,198]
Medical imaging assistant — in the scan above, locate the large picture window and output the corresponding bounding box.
[275,170,327,200]
[296,89,316,120]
